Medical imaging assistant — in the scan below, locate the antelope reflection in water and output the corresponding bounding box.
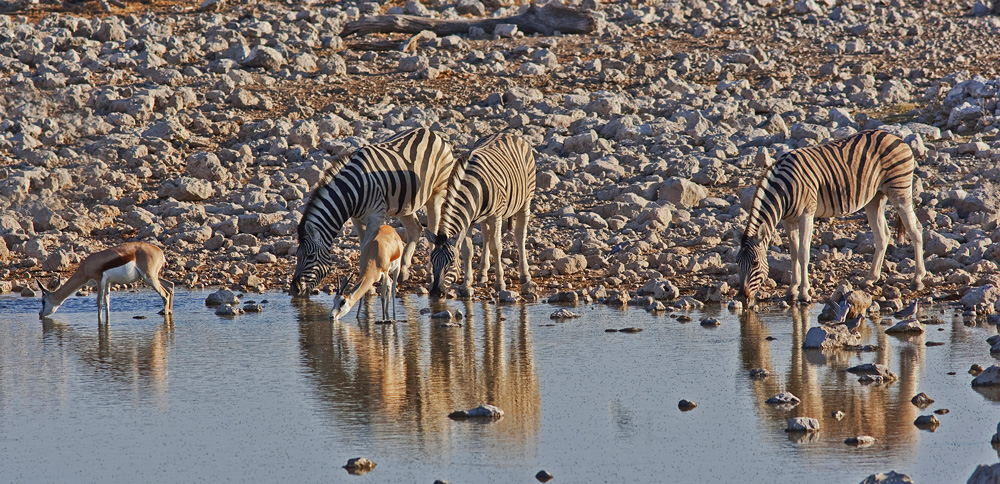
[294,296,541,457]
[33,318,173,410]
[740,306,924,448]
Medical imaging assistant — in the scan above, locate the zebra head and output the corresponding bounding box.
[736,235,768,309]
[427,229,457,297]
[291,222,334,297]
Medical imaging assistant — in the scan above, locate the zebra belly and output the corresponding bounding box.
[103,261,143,285]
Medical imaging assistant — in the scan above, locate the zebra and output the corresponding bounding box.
[736,129,926,308]
[427,132,536,297]
[290,127,456,297]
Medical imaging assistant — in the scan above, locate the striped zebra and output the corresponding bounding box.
[736,129,926,308]
[290,127,456,297]
[427,133,536,297]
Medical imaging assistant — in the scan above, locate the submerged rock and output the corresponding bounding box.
[449,404,504,421]
[344,457,376,475]
[215,304,243,316]
[749,368,770,380]
[859,471,915,484]
[973,365,1000,386]
[831,411,845,420]
[911,392,935,408]
[550,308,579,319]
[847,363,899,382]
[845,436,877,447]
[786,417,820,432]
[678,399,697,411]
[700,317,720,327]
[971,364,985,376]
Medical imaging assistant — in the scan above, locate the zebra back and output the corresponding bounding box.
[437,133,536,239]
[743,129,914,241]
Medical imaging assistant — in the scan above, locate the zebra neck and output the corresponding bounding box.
[744,175,787,242]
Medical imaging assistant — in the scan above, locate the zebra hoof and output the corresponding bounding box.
[476,275,488,284]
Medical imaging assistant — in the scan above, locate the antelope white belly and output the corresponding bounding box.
[103,261,142,285]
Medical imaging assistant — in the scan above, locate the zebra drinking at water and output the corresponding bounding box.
[736,129,926,308]
[290,127,456,297]
[428,133,536,297]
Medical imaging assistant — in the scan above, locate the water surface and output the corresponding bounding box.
[1,290,997,483]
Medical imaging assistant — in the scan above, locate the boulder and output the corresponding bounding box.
[158,177,214,201]
[962,285,999,310]
[243,46,285,70]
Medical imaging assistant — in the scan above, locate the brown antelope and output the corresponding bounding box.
[331,225,404,322]
[38,242,174,324]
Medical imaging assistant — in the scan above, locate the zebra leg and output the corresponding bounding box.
[796,213,815,302]
[485,216,506,292]
[783,219,801,300]
[890,195,927,290]
[513,207,534,292]
[863,193,890,285]
[398,213,421,282]
[476,223,491,285]
[460,232,475,296]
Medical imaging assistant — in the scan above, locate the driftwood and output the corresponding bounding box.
[340,3,597,38]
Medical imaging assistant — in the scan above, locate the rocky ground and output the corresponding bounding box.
[2,0,1000,313]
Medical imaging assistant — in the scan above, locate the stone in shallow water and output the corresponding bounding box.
[700,317,720,326]
[205,288,239,306]
[749,368,769,379]
[914,414,940,430]
[550,308,578,319]
[766,391,801,405]
[831,410,845,420]
[678,399,697,411]
[449,404,504,421]
[803,325,861,349]
[968,464,1000,484]
[859,470,915,484]
[786,417,819,432]
[885,319,924,334]
[973,365,1000,386]
[847,363,899,381]
[344,457,376,475]
[910,392,934,408]
[845,435,876,447]
[535,470,554,482]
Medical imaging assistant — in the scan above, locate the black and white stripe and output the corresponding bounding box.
[737,129,926,307]
[291,127,455,297]
[429,133,536,296]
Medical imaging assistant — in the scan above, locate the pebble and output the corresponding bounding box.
[859,471,915,484]
[831,411,845,420]
[550,308,579,319]
[699,317,720,327]
[535,470,554,482]
[619,327,643,333]
[971,364,985,376]
[678,399,697,411]
[749,368,770,380]
[766,392,801,405]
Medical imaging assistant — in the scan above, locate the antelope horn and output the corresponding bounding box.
[34,277,49,293]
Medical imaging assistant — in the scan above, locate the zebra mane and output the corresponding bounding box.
[297,149,357,240]
[438,138,488,238]
[742,156,787,247]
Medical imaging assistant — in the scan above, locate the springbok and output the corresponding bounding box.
[38,242,174,324]
[331,225,404,322]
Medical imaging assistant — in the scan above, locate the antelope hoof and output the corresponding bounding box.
[912,280,925,291]
[400,269,411,282]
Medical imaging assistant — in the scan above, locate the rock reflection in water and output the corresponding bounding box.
[740,306,923,449]
[294,296,541,458]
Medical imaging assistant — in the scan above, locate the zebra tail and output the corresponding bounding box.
[893,212,907,244]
